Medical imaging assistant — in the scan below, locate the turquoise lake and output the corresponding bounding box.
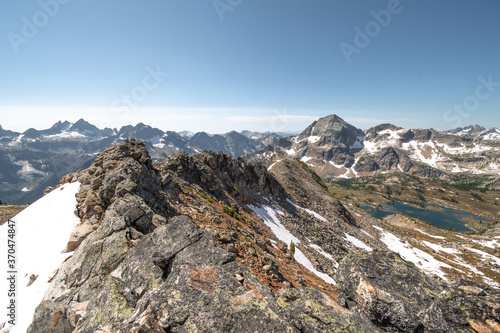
[360,200,490,233]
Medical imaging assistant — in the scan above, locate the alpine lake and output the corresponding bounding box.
[360,199,491,233]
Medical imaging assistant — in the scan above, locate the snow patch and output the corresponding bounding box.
[286,199,328,222]
[294,249,336,284]
[248,204,299,246]
[267,160,282,171]
[351,135,364,149]
[43,131,87,140]
[373,226,452,280]
[416,229,445,240]
[0,182,81,333]
[360,229,374,239]
[309,244,335,262]
[469,239,499,249]
[422,241,460,254]
[465,247,500,266]
[248,204,335,284]
[344,233,373,251]
[308,136,321,143]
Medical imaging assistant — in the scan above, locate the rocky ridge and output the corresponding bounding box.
[6,139,498,332]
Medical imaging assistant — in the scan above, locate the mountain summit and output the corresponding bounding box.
[297,114,364,147]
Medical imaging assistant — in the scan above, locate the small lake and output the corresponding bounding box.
[360,200,490,233]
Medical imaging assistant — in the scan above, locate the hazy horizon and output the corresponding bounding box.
[0,111,495,136]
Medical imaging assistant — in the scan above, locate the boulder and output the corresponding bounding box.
[336,250,443,332]
[421,279,500,333]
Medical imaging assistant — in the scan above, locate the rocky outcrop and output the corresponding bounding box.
[29,211,378,332]
[421,279,500,333]
[158,150,288,205]
[272,115,499,181]
[27,139,381,332]
[336,250,500,333]
[65,139,175,251]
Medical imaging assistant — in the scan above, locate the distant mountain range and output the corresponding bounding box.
[266,115,500,182]
[1,117,499,204]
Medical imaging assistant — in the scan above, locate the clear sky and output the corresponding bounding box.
[1,0,499,134]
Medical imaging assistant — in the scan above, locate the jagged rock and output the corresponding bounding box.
[66,139,176,252]
[28,301,74,333]
[36,214,379,332]
[421,279,500,333]
[336,250,443,332]
[336,250,500,333]
[158,151,288,204]
[218,231,236,242]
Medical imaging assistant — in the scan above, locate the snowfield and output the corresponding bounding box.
[373,226,452,280]
[248,204,335,284]
[0,182,81,333]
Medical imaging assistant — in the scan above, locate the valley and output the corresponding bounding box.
[328,173,499,233]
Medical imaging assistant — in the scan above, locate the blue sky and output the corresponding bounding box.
[1,0,499,133]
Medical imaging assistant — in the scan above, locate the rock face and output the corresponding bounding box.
[158,150,288,205]
[336,250,500,333]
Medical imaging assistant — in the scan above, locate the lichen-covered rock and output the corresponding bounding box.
[70,139,176,250]
[336,250,500,333]
[421,279,500,333]
[28,301,73,333]
[34,214,379,332]
[336,250,443,332]
[158,151,288,205]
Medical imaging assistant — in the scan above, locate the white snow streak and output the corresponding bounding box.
[344,233,373,252]
[248,204,335,284]
[286,199,328,223]
[422,241,460,254]
[416,229,445,240]
[373,226,452,280]
[267,160,282,171]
